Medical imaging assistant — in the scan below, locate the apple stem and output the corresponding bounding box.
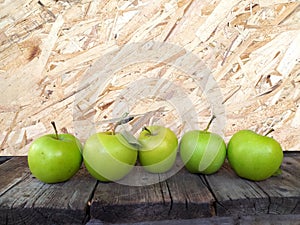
[51,121,59,140]
[264,128,275,136]
[204,115,216,132]
[112,124,117,135]
[142,126,152,135]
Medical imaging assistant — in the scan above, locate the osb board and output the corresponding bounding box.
[0,0,299,155]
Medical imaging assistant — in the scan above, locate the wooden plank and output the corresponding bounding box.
[204,161,269,216]
[87,214,300,225]
[90,164,214,223]
[86,216,235,225]
[163,169,215,219]
[90,170,171,223]
[255,153,300,214]
[205,154,300,217]
[239,214,300,225]
[0,157,97,225]
[1,154,300,224]
[0,157,30,196]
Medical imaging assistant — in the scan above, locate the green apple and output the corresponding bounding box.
[180,131,226,174]
[227,130,283,181]
[138,126,178,173]
[83,131,138,182]
[179,116,226,174]
[28,122,83,184]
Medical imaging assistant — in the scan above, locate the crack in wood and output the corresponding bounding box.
[290,201,299,214]
[83,181,99,224]
[1,155,300,224]
[158,178,167,206]
[255,184,272,214]
[200,175,218,216]
[164,180,173,216]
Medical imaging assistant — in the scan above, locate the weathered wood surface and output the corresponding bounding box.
[87,214,300,225]
[0,157,97,225]
[0,153,300,225]
[91,168,215,223]
[206,153,300,217]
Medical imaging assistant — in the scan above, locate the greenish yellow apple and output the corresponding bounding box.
[180,130,226,174]
[83,132,138,182]
[179,116,226,174]
[138,126,178,173]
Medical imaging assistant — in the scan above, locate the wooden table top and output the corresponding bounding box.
[0,152,299,225]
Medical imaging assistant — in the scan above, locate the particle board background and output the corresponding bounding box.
[0,0,299,155]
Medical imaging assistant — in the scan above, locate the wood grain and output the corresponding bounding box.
[0,153,299,224]
[256,154,300,215]
[205,154,300,217]
[91,176,172,223]
[91,166,215,223]
[164,169,215,219]
[0,157,97,225]
[0,1,299,155]
[86,214,300,225]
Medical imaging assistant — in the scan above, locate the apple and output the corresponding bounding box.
[138,126,178,173]
[83,131,138,182]
[28,122,83,183]
[227,129,283,181]
[179,116,226,174]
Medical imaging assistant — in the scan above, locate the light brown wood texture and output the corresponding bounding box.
[0,0,300,155]
[0,153,299,224]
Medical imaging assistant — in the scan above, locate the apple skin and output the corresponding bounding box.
[180,130,226,174]
[28,134,83,184]
[83,132,138,182]
[138,126,178,173]
[227,130,283,181]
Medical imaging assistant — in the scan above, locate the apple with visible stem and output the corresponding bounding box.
[83,120,138,182]
[179,115,226,175]
[28,122,83,184]
[227,129,283,181]
[138,126,178,173]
